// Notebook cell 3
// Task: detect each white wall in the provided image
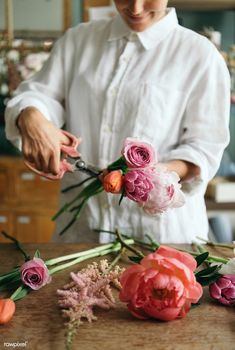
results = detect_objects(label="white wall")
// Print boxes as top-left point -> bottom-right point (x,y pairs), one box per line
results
0,0 -> 63,31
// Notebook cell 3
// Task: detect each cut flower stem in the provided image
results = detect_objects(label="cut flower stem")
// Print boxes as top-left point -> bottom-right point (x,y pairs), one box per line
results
48,240 -> 134,275
46,240 -> 133,266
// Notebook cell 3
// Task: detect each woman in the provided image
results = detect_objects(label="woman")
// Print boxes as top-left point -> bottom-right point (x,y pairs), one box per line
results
5,0 -> 230,243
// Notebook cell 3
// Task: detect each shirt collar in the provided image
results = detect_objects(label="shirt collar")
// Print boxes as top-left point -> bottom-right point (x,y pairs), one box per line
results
108,8 -> 179,50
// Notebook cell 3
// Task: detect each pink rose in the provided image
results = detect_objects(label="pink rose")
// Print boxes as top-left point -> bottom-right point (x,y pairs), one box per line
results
209,275 -> 235,306
20,258 -> 52,290
122,137 -> 156,168
119,246 -> 202,321
142,169 -> 185,215
124,170 -> 154,202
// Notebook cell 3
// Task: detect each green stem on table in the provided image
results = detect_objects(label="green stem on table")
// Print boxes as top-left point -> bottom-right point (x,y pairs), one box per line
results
115,229 -> 145,258
196,236 -> 235,249
46,240 -> 133,266
48,241 -> 133,275
95,229 -> 229,264
107,248 -> 126,274
94,229 -> 155,251
177,248 -> 228,264
0,231 -> 30,261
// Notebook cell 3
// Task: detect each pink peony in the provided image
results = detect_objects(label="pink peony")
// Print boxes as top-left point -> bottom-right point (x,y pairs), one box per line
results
20,258 -> 52,290
141,169 -> 185,215
119,246 -> 202,321
209,274 -> 235,306
124,170 -> 154,202
122,137 -> 156,168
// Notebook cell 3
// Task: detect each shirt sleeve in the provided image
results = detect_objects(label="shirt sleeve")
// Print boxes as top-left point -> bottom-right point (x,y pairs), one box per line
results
4,33 -> 68,150
166,46 -> 231,193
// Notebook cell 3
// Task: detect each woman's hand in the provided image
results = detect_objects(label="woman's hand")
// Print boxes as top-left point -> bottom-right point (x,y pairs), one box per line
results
159,160 -> 200,182
16,107 -> 70,175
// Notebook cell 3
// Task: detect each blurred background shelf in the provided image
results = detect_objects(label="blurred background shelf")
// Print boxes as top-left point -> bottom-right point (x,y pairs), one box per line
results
169,0 -> 235,10
206,199 -> 235,211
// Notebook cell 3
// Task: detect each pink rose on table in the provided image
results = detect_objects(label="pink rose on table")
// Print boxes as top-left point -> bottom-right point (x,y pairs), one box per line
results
124,170 -> 154,202
142,169 -> 185,215
20,258 -> 52,290
209,275 -> 235,306
119,246 -> 202,321
122,138 -> 156,168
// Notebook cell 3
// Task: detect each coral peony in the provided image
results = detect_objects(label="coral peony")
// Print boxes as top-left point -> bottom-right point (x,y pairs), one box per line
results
122,137 -> 156,168
103,170 -> 123,193
20,257 -> 52,290
119,246 -> 202,321
209,274 -> 235,306
124,170 -> 154,202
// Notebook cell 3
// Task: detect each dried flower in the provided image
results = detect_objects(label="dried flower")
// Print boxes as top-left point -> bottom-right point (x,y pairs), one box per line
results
57,260 -> 124,348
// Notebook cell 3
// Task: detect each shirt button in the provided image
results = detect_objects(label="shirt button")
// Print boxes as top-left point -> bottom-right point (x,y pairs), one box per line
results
103,124 -> 112,133
109,87 -> 118,96
128,32 -> 137,41
120,56 -> 130,64
103,203 -> 110,210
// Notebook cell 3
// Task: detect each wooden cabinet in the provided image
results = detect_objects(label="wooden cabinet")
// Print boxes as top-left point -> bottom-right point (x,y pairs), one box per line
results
0,157 -> 60,243
169,0 -> 235,10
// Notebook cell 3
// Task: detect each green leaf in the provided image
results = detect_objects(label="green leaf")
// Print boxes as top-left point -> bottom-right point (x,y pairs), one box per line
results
118,190 -> 125,206
0,267 -> 19,278
34,250 -> 41,258
196,273 -> 221,286
191,302 -> 201,309
10,285 -> 30,301
145,234 -> 160,250
128,256 -> 142,263
107,156 -> 127,171
0,279 -> 21,292
195,265 -> 220,278
0,270 -> 20,284
75,179 -> 102,200
52,179 -> 102,221
195,252 -> 209,267
52,202 -> 71,220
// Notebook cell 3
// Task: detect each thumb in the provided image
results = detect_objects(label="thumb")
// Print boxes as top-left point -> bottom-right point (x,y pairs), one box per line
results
60,131 -> 71,146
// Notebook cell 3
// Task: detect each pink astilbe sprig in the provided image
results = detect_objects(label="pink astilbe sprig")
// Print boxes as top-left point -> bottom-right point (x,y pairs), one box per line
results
57,260 -> 124,349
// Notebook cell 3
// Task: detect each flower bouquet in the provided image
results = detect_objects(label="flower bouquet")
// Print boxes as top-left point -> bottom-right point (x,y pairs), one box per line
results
53,137 -> 185,235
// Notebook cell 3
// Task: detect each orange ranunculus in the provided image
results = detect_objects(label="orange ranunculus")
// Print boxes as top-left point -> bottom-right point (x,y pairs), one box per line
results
119,245 -> 203,321
103,170 -> 124,194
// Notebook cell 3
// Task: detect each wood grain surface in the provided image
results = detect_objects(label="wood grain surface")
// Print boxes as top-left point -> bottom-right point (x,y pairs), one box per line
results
0,243 -> 234,350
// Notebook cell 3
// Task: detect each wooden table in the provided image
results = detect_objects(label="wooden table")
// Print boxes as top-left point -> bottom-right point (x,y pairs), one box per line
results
0,243 -> 234,350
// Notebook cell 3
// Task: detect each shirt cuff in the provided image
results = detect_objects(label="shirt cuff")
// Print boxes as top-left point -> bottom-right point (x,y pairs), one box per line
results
165,147 -> 209,195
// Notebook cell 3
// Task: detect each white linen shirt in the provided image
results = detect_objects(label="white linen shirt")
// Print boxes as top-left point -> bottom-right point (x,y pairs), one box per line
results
5,8 -> 231,244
